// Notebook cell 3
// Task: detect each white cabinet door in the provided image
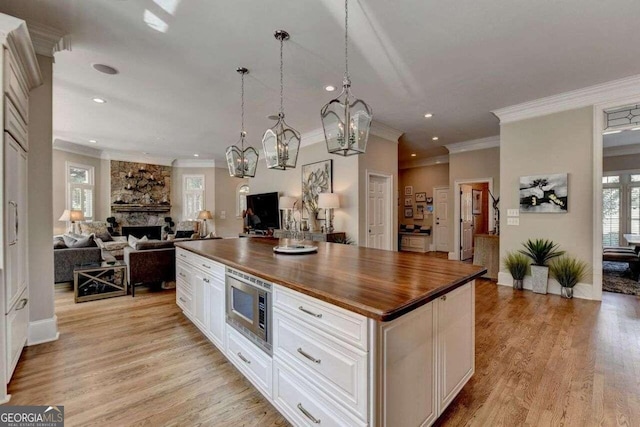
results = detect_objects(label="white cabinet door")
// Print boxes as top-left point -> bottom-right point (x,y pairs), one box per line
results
192,271 -> 206,330
206,275 -> 225,351
437,281 -> 475,413
6,288 -> 28,380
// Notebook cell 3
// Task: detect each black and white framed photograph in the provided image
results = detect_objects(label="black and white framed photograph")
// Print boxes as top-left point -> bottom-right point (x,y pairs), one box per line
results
472,189 -> 482,215
302,159 -> 333,219
404,207 -> 413,218
415,192 -> 426,202
415,203 -> 425,220
519,173 -> 568,213
404,186 -> 413,196
404,197 -> 412,207
426,197 -> 433,204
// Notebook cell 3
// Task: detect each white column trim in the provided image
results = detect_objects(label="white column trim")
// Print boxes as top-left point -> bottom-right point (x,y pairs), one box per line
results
28,316 -> 60,346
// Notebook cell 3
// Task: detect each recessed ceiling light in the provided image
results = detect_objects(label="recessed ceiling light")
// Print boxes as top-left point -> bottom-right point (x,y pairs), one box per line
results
424,113 -> 433,118
325,85 -> 336,92
89,139 -> 97,143
603,130 -> 622,135
193,154 -> 199,157
92,63 -> 119,75
411,153 -> 417,157
92,97 -> 106,104
432,136 -> 439,141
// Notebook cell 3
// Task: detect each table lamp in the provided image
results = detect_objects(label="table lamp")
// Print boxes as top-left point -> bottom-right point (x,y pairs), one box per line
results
197,210 -> 213,237
279,196 -> 296,231
317,193 -> 339,233
59,209 -> 85,233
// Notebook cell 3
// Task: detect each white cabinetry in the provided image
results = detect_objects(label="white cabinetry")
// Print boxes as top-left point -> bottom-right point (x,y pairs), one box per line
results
205,269 -> 225,349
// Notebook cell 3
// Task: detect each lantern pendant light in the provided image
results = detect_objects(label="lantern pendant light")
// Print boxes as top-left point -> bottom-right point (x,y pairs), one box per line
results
321,0 -> 373,156
262,30 -> 301,170
225,67 -> 259,178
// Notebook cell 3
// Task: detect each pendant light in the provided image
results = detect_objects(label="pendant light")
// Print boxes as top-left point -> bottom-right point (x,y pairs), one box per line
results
262,30 -> 301,170
321,0 -> 373,156
225,67 -> 259,178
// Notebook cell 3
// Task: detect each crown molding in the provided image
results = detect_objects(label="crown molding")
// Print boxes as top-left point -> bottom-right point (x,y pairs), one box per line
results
493,74 -> 640,124
172,158 -> 217,168
0,16 -> 42,89
27,21 -> 69,58
300,127 -> 326,148
53,139 -> 104,158
399,154 -> 449,170
445,135 -> 500,154
604,145 -> 640,158
100,150 -> 175,166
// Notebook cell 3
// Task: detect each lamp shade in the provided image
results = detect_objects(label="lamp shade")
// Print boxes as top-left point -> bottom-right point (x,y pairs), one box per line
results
59,209 -> 84,222
279,196 -> 296,209
197,210 -> 213,220
318,193 -> 340,209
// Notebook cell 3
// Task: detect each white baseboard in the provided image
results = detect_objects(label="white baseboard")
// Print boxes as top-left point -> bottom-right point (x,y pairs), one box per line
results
497,272 -> 594,300
0,394 -> 10,404
28,316 -> 60,346
448,252 -> 457,260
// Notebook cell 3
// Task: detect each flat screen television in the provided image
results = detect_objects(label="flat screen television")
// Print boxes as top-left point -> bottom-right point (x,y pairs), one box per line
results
246,192 -> 280,230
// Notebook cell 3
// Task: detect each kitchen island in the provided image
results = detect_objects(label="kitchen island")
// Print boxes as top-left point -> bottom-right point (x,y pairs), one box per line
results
175,238 -> 485,426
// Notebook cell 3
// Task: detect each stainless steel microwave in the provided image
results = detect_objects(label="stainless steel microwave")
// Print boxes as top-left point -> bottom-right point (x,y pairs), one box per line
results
225,267 -> 272,355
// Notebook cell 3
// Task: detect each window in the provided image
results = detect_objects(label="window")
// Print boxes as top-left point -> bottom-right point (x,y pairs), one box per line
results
602,188 -> 620,246
603,175 -> 620,184
67,162 -> 94,221
183,175 -> 205,219
237,184 -> 249,217
602,172 -> 640,246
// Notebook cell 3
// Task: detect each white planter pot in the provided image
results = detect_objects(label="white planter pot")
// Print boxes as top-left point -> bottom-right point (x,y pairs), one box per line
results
531,265 -> 549,294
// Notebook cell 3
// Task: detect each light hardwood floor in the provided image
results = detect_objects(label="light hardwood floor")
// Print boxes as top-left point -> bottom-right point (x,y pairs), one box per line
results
6,278 -> 640,426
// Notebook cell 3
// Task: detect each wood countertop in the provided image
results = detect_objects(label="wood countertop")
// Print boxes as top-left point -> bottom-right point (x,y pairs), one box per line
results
176,238 -> 486,322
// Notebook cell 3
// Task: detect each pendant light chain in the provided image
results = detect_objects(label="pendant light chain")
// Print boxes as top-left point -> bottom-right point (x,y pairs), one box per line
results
344,0 -> 349,82
240,70 -> 245,149
280,36 -> 284,116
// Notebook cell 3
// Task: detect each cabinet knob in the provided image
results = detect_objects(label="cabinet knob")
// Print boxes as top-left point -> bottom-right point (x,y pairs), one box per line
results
441,295 -> 447,301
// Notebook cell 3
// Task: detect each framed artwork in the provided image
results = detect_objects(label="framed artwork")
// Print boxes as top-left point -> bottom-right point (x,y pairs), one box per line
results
472,190 -> 482,214
404,197 -> 413,207
302,160 -> 333,219
415,203 -> 425,220
426,205 -> 434,213
404,208 -> 413,218
404,186 -> 413,196
519,173 -> 568,213
415,192 -> 427,202
426,197 -> 433,204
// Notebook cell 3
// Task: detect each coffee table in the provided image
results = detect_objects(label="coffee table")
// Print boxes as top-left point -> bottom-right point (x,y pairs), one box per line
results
74,261 -> 128,303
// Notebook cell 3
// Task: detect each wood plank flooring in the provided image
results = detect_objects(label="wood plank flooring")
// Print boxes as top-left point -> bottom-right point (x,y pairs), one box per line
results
6,277 -> 640,426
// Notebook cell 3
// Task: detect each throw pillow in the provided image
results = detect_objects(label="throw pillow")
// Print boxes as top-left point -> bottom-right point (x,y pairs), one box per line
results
127,234 -> 148,248
79,222 -> 113,242
53,236 -> 67,249
62,233 -> 94,248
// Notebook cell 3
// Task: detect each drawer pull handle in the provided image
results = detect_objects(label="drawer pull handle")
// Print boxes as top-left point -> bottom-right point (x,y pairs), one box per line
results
298,306 -> 322,318
179,253 -> 187,258
178,272 -> 186,278
297,403 -> 321,424
297,347 -> 321,364
16,298 -> 28,311
203,278 -> 210,283
237,352 -> 251,364
179,297 -> 187,303
442,295 -> 447,301
202,263 -> 211,269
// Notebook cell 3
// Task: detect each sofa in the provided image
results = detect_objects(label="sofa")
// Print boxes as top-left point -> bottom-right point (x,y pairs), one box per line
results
124,240 -> 176,296
54,245 -> 102,283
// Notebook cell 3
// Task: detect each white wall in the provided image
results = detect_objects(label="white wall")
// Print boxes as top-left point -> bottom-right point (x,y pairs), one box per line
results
214,167 -> 247,238
28,54 -> 56,337
500,107 -> 594,287
603,153 -> 640,172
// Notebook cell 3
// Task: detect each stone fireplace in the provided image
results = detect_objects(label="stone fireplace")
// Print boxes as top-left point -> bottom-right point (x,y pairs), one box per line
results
110,160 -> 172,235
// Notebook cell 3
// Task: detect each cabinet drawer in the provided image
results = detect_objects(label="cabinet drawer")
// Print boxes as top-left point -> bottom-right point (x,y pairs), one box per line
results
193,253 -> 224,279
273,360 -> 367,427
3,47 -> 28,122
176,261 -> 191,285
176,287 -> 192,315
226,327 -> 272,398
4,98 -> 27,150
274,310 -> 368,419
6,290 -> 28,380
273,285 -> 368,350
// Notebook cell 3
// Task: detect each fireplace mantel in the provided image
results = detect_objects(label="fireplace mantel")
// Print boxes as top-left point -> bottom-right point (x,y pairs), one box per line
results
111,204 -> 172,213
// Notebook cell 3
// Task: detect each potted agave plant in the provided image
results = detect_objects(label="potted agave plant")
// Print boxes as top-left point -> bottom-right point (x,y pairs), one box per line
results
503,251 -> 529,290
519,239 -> 564,294
550,256 -> 589,299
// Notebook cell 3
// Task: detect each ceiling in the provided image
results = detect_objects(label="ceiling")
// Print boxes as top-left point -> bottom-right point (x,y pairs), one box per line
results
2,0 -> 640,163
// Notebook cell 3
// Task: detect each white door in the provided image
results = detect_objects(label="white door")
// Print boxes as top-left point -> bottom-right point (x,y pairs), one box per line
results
368,174 -> 390,250
460,185 -> 474,261
434,188 -> 450,252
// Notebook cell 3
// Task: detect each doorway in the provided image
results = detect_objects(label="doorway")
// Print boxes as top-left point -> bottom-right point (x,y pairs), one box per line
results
433,187 -> 450,252
366,171 -> 393,250
452,178 -> 494,261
